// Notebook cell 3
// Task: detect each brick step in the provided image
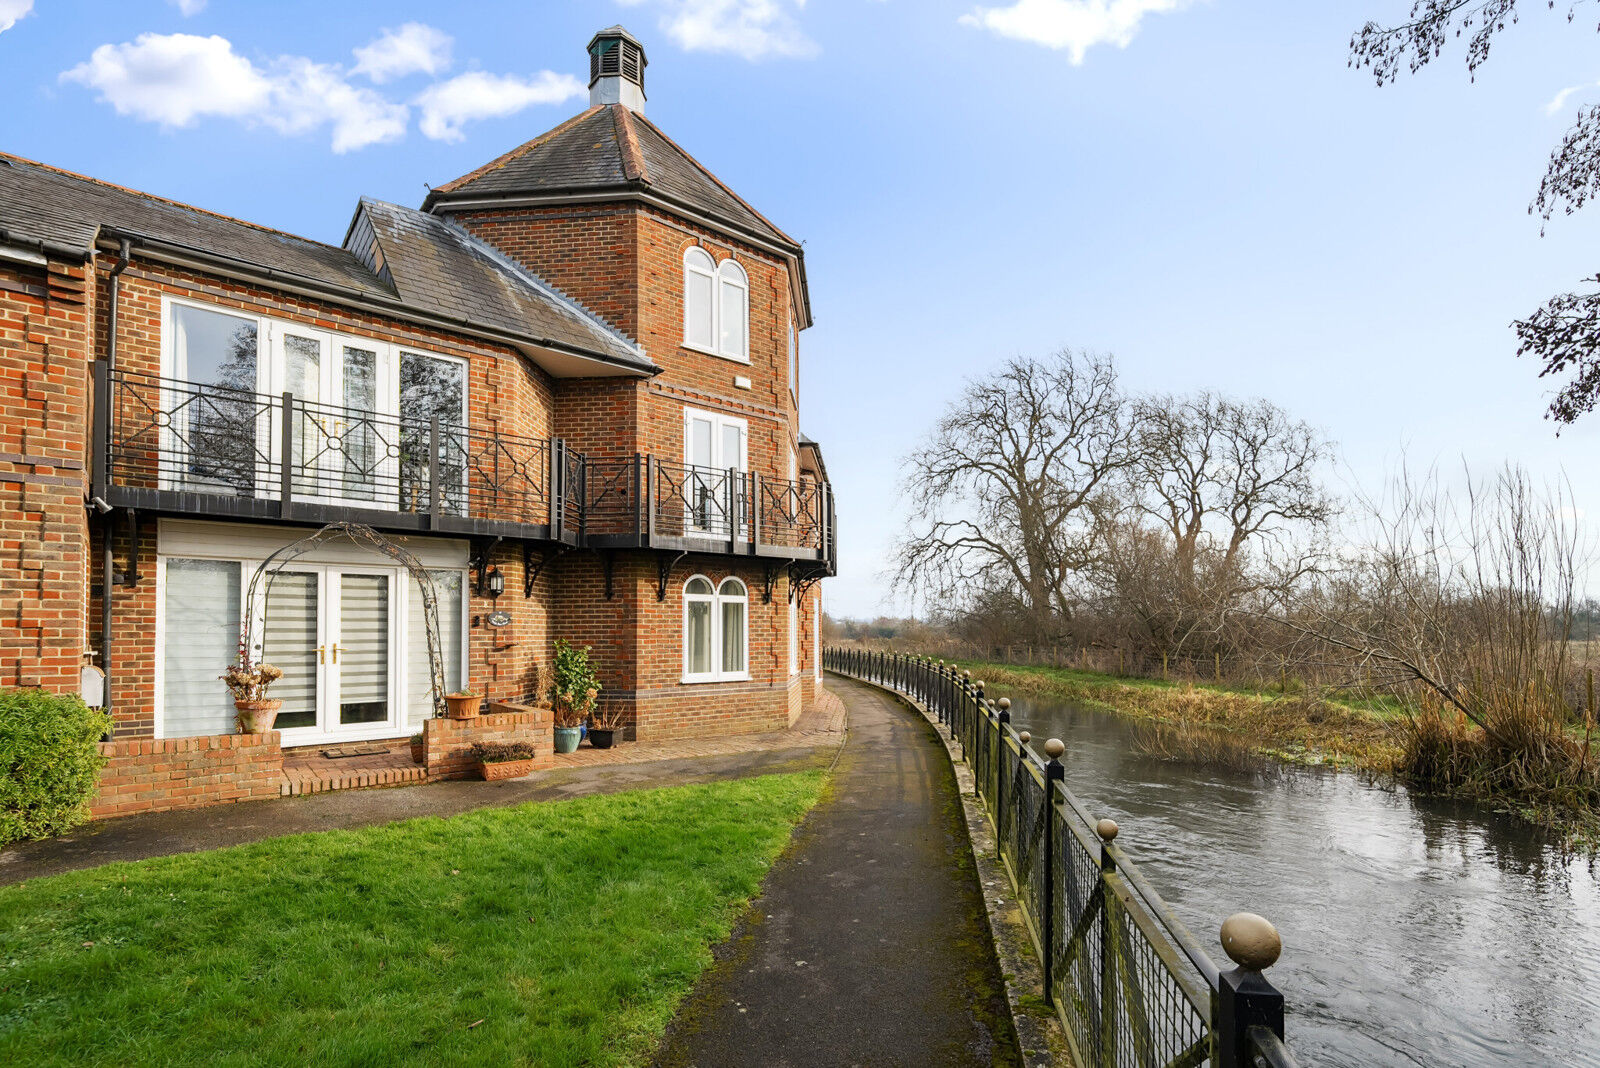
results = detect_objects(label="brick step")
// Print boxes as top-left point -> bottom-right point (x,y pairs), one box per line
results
279,758 -> 428,796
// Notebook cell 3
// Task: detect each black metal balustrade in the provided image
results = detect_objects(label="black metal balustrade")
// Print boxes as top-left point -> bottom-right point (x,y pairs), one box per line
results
94,366 -> 836,567
825,647 -> 1301,1068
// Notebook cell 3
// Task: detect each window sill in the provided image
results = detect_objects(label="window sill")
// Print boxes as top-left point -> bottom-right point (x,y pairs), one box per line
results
682,342 -> 751,366
680,673 -> 752,685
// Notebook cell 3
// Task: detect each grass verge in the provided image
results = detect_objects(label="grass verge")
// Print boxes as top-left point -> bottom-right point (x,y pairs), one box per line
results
0,771 -> 827,1068
951,660 -> 1402,771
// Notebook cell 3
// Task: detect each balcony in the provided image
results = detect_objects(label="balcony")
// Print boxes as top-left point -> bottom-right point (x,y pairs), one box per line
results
92,367 -> 836,568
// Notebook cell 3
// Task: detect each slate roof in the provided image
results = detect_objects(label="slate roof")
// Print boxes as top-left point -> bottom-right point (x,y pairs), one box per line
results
0,152 -> 649,374
425,104 -> 799,252
354,198 -> 649,369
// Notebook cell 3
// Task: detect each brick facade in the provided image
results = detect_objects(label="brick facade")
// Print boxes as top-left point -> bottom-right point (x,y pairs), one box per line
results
423,704 -> 554,780
2,85 -> 828,821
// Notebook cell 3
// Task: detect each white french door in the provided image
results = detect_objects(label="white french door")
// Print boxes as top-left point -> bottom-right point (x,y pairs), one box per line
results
273,326 -> 397,507
260,564 -> 400,746
684,407 -> 748,536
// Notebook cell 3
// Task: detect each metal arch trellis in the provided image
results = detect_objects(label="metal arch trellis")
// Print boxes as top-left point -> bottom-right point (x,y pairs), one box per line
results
238,522 -> 448,718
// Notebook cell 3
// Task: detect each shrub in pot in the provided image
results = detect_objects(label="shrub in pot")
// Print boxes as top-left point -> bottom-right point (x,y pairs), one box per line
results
588,697 -> 628,750
0,688 -> 111,846
470,741 -> 542,781
221,660 -> 284,733
409,732 -> 424,764
550,639 -> 601,754
444,690 -> 481,719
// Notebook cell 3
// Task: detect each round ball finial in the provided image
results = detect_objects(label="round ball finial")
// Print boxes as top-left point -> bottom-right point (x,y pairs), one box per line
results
997,697 -> 1011,711
1018,731 -> 1031,744
1043,738 -> 1066,759
962,670 -> 971,680
1096,818 -> 1119,842
1219,913 -> 1281,972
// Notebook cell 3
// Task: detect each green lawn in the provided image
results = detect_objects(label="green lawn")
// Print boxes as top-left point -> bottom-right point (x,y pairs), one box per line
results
0,771 -> 826,1067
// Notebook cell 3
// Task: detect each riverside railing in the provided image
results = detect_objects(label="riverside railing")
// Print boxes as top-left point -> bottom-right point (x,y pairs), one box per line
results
825,647 -> 1300,1068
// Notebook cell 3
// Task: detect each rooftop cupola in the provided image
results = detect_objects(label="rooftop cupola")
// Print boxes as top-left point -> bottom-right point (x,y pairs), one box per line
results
588,26 -> 646,114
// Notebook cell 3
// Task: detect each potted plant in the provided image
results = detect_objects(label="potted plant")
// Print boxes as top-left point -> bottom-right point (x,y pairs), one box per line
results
221,659 -> 284,734
588,700 -> 627,749
409,732 -> 425,764
444,690 -> 481,719
470,741 -> 543,781
549,638 -> 600,754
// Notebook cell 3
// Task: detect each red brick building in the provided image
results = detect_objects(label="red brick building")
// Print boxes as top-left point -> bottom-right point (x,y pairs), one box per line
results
0,26 -> 833,809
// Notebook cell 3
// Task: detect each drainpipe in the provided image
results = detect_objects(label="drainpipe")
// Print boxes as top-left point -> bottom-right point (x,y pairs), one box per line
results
100,238 -> 132,716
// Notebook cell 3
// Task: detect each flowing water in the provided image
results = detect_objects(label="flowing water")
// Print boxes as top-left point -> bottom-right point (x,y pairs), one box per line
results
1002,693 -> 1600,1068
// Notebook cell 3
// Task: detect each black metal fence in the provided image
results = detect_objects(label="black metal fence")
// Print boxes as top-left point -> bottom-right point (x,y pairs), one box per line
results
825,648 -> 1300,1068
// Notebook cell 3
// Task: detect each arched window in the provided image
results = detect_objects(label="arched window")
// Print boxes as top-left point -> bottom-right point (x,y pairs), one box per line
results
717,259 -> 748,361
683,247 -> 715,352
683,574 -> 749,682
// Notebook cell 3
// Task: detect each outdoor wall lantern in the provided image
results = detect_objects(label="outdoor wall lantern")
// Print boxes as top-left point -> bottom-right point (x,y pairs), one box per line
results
484,566 -> 505,599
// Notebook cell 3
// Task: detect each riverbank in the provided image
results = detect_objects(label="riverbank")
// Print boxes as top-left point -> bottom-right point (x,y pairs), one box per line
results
952,659 -> 1401,770
956,659 -> 1600,847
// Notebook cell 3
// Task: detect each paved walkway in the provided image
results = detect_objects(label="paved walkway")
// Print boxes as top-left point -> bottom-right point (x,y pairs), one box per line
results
653,675 -> 1022,1068
0,695 -> 846,886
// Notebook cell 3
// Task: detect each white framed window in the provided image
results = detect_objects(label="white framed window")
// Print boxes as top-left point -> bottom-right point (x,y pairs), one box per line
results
684,406 -> 749,536
159,296 -> 465,511
681,246 -> 749,363
683,574 -> 749,683
718,260 -> 748,361
683,247 -> 716,352
789,594 -> 799,675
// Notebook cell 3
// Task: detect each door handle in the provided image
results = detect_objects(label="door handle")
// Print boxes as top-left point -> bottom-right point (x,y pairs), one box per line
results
331,643 -> 340,664
318,645 -> 326,664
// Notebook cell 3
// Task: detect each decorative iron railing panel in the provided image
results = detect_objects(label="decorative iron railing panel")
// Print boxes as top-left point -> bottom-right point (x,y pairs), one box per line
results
824,648 -> 1300,1068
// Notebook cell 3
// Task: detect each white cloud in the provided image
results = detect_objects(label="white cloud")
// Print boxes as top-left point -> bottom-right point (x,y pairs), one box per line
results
61,33 -> 407,153
0,0 -> 35,34
352,22 -> 453,83
617,0 -> 818,60
1544,82 -> 1598,116
170,0 -> 208,15
960,0 -> 1193,64
415,70 -> 584,142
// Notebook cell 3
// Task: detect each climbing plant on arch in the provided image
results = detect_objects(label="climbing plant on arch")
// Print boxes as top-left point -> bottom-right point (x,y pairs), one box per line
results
235,522 -> 448,718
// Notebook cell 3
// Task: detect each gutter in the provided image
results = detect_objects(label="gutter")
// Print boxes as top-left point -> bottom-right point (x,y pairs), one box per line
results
101,237 -> 132,717
94,228 -> 660,379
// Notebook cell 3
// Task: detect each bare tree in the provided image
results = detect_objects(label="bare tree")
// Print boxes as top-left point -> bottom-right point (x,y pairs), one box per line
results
1284,462 -> 1584,731
1100,394 -> 1335,658
891,351 -> 1135,643
1351,2 -> 1600,422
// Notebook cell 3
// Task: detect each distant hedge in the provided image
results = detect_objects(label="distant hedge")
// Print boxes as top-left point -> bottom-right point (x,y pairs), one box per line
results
0,689 -> 112,846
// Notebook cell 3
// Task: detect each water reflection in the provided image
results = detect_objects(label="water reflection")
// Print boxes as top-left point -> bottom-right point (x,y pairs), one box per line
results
1003,694 -> 1600,1068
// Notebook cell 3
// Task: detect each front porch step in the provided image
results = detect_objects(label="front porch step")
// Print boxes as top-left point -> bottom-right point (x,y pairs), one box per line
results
280,742 -> 427,796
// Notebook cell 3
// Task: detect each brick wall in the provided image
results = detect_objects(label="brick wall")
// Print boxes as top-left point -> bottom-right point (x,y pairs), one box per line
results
90,732 -> 284,818
423,705 -> 553,780
0,258 -> 93,694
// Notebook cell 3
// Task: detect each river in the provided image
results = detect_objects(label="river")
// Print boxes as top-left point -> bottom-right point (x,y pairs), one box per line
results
1002,693 -> 1600,1067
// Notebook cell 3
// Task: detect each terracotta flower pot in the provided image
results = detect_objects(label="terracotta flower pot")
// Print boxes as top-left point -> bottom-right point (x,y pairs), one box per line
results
410,738 -> 425,764
445,693 -> 481,719
234,699 -> 282,734
478,757 -> 540,781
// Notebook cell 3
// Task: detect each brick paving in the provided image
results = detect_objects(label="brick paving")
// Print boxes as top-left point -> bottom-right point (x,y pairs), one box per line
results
279,742 -> 427,796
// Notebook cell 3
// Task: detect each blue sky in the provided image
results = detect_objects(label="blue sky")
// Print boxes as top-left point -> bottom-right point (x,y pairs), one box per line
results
5,1 -> 1600,618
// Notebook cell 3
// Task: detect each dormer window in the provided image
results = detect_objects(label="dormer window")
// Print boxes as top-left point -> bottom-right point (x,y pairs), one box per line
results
682,246 -> 749,363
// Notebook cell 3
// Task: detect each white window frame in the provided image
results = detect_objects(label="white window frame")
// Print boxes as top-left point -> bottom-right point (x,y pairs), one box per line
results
681,246 -> 751,364
789,593 -> 799,676
153,537 -> 470,743
682,246 -> 717,355
158,295 -> 464,509
681,573 -> 751,684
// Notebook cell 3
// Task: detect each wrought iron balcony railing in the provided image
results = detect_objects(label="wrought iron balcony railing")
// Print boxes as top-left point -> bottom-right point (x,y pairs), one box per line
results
94,366 -> 836,567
